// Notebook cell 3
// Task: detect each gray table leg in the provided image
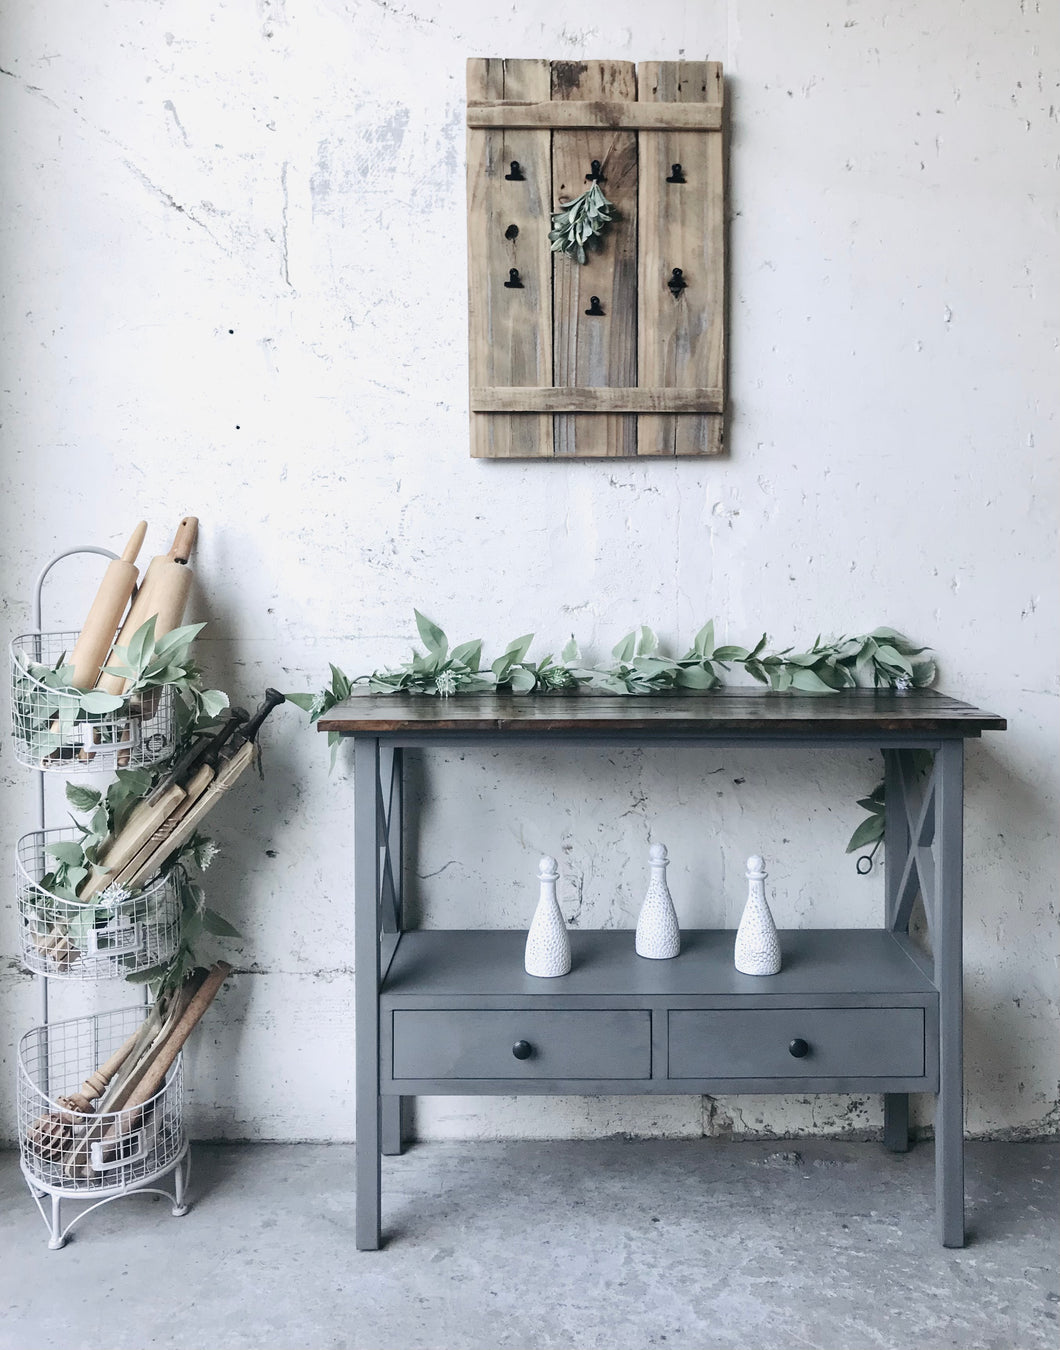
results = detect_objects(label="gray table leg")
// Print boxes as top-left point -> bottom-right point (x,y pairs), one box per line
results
355,736 -> 382,1250
935,738 -> 965,1247
883,750 -> 912,1153
381,1095 -> 405,1156
379,746 -> 407,1159
884,1093 -> 910,1152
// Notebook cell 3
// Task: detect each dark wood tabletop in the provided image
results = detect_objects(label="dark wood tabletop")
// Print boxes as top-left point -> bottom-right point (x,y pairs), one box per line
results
317,687 -> 1006,736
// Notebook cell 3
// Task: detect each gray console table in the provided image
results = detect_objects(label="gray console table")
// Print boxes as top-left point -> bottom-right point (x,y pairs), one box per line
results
318,689 -> 1005,1250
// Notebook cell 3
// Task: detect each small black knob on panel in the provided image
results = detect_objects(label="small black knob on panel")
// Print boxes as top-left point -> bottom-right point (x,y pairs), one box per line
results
666,162 -> 686,183
668,267 -> 688,297
505,161 -> 525,181
585,295 -> 605,316
504,268 -> 524,289
585,158 -> 604,182
789,1038 -> 810,1059
512,1040 -> 533,1060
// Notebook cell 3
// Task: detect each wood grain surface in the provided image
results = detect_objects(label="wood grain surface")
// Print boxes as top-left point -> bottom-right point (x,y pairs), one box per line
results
471,386 -> 723,413
637,61 -> 725,456
467,102 -> 723,130
551,60 -> 638,457
467,58 -> 553,458
317,688 -> 1006,736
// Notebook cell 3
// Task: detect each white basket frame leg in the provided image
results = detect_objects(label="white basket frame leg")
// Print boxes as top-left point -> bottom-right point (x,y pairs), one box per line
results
23,1143 -> 192,1250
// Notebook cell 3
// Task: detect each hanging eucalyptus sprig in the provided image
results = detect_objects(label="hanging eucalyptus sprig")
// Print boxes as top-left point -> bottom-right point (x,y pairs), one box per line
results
549,180 -> 616,263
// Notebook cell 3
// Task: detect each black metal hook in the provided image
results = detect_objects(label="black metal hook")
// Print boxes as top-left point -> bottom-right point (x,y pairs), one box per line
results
504,223 -> 519,240
503,268 -> 524,289
667,267 -> 687,297
585,295 -> 605,316
856,838 -> 882,875
504,161 -> 525,181
666,163 -> 686,183
585,159 -> 604,183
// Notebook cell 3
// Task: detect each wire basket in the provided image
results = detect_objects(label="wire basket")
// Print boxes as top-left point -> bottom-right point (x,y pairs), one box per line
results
18,1006 -> 185,1196
17,828 -> 181,980
10,631 -> 177,772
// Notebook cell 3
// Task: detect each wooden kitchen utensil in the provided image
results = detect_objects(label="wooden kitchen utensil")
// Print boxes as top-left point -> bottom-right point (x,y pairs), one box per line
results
116,691 -> 284,892
95,516 -> 198,696
67,522 -> 147,689
77,783 -> 187,903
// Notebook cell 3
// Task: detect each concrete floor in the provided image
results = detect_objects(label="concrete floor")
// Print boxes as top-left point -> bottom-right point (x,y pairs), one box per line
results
0,1139 -> 1055,1350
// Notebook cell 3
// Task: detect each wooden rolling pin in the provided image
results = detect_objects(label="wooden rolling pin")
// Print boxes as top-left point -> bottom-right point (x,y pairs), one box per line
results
96,516 -> 198,696
67,522 -> 147,689
114,964 -> 231,1114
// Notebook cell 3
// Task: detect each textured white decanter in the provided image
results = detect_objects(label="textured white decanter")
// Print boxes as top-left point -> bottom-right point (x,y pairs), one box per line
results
524,855 -> 571,977
635,842 -> 681,959
734,853 -> 781,975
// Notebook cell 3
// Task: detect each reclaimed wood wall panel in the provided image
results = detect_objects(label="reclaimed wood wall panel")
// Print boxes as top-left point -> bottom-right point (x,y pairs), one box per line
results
551,60 -> 638,458
637,61 -> 725,457
466,58 -> 553,459
466,58 -> 726,459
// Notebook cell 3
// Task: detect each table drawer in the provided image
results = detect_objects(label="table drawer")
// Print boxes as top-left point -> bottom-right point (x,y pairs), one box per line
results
392,1010 -> 651,1080
668,1007 -> 925,1079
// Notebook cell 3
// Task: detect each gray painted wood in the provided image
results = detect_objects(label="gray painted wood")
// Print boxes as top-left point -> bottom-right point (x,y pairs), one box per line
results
332,701 -> 1000,1246
668,1007 -> 924,1079
884,1093 -> 911,1152
884,750 -> 910,932
392,1010 -> 652,1080
935,738 -> 965,1247
354,737 -> 382,1250
381,930 -> 938,1000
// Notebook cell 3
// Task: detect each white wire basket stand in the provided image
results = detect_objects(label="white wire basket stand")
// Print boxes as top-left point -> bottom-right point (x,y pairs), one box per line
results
18,1006 -> 189,1249
10,629 -> 177,773
17,827 -> 181,981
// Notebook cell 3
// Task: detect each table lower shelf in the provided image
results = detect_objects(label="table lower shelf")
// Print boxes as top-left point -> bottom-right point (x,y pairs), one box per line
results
380,929 -> 939,1095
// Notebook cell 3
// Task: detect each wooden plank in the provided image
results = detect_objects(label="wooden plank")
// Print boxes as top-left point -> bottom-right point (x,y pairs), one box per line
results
467,101 -> 723,131
551,60 -> 638,457
472,386 -> 723,413
318,689 -> 1008,736
466,59 -> 553,458
637,61 -> 725,456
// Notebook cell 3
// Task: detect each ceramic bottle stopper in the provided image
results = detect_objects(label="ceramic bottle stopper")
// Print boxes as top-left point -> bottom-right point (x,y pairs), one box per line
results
635,843 -> 681,959
734,854 -> 781,976
524,855 -> 571,978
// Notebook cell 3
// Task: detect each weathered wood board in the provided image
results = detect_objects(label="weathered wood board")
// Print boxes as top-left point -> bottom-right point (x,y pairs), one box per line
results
466,58 -> 726,459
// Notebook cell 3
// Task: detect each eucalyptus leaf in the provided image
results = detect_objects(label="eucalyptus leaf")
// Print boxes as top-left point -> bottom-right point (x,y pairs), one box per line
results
846,813 -> 885,853
65,783 -> 102,812
201,907 -> 242,938
46,841 -> 87,867
79,690 -> 125,715
414,610 -> 448,658
612,632 -> 637,664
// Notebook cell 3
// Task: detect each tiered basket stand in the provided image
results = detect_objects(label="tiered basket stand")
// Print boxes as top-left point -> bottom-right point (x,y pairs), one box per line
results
12,548 -> 190,1248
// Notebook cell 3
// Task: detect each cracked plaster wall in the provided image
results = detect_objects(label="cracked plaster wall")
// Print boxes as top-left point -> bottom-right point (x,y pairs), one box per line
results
0,0 -> 1056,1145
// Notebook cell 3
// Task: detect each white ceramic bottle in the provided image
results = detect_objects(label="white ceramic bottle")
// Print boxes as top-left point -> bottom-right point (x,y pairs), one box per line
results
635,842 -> 681,959
734,854 -> 781,976
524,855 -> 571,977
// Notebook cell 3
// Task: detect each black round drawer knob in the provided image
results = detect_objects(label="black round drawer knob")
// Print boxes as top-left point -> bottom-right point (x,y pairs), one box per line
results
789,1038 -> 810,1059
512,1040 -> 533,1060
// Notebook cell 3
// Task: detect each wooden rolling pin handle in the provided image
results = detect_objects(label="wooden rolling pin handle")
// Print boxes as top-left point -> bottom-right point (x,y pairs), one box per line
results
121,521 -> 149,564
168,516 -> 198,563
115,962 -> 232,1117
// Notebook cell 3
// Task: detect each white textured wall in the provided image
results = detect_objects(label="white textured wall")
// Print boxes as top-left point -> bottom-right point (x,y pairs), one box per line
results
0,1 -> 1056,1144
